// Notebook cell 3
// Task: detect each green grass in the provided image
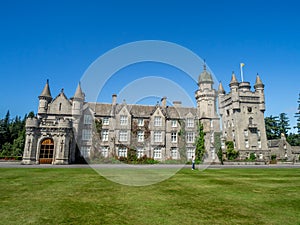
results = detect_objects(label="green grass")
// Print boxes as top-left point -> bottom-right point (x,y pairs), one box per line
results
1,168 -> 300,225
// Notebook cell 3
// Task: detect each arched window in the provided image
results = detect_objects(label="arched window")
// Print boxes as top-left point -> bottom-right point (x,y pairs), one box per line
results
39,138 -> 54,164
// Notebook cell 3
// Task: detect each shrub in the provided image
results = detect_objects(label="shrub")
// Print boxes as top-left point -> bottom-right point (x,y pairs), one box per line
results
249,153 -> 256,161
271,155 -> 277,160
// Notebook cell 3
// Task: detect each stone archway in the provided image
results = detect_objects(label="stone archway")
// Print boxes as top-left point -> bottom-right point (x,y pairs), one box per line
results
39,138 -> 54,164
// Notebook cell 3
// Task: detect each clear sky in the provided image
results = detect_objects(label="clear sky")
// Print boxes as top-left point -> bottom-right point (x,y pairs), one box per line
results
0,0 -> 299,130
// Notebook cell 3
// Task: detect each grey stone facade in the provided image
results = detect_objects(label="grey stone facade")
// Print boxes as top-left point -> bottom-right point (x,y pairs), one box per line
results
23,65 -> 290,164
218,73 -> 269,160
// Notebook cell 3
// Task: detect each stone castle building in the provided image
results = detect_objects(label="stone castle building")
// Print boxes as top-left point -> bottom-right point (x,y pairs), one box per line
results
22,65 -> 272,164
218,73 -> 269,159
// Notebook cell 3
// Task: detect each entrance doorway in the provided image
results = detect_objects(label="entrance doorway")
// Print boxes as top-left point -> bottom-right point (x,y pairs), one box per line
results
39,138 -> 54,164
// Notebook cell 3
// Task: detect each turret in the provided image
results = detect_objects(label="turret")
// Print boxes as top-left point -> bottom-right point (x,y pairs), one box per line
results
198,63 -> 214,90
218,82 -> 225,95
72,83 -> 85,116
218,82 -> 225,117
38,79 -> 52,114
254,74 -> 265,111
229,72 -> 240,110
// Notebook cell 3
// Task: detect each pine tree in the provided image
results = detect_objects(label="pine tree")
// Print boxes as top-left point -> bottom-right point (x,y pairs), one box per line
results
295,93 -> 300,134
265,115 -> 280,139
278,113 -> 291,137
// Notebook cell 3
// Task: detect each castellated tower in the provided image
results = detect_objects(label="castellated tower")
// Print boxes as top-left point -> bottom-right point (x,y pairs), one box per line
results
218,73 -> 269,160
195,64 -> 220,163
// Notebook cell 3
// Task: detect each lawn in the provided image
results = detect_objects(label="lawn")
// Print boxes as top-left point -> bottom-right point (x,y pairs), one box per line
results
0,167 -> 300,225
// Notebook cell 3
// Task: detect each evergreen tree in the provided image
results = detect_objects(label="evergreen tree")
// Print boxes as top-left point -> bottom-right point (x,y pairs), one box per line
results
195,122 -> 205,161
278,112 -> 291,137
295,93 -> 300,134
265,115 -> 280,140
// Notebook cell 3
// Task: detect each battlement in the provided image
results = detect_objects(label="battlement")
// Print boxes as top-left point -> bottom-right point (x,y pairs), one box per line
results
58,118 -> 72,128
25,117 -> 39,128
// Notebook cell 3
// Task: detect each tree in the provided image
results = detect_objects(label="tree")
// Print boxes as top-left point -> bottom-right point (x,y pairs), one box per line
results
278,113 -> 291,137
265,115 -> 280,140
195,122 -> 205,162
295,93 -> 300,134
225,141 -> 239,160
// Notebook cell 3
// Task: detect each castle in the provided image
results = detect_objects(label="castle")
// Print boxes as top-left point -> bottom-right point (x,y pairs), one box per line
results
22,65 -> 271,164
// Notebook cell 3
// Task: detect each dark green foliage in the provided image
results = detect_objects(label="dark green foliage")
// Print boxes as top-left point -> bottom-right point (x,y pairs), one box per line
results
0,110 -> 30,158
278,113 -> 291,137
295,93 -> 300,134
265,115 -> 280,139
287,133 -> 300,146
94,118 -> 102,138
271,154 -> 277,160
217,147 -> 223,164
249,152 -> 256,161
195,122 -> 205,161
225,141 -> 239,160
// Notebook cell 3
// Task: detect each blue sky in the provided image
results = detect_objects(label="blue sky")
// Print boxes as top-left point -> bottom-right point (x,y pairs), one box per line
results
0,0 -> 299,130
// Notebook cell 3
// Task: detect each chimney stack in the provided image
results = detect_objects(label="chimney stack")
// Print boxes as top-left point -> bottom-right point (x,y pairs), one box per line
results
161,97 -> 167,107
112,94 -> 117,105
173,101 -> 182,108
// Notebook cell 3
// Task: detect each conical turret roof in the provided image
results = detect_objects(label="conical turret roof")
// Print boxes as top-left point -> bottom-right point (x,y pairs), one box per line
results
229,72 -> 239,87
39,79 -> 52,99
254,73 -> 264,89
218,82 -> 225,94
73,82 -> 85,100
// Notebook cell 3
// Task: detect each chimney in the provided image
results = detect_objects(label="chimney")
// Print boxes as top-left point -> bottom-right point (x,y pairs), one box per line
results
161,97 -> 167,107
112,94 -> 117,105
173,101 -> 182,108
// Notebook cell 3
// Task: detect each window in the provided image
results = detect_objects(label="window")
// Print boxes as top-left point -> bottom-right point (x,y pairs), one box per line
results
171,147 -> 178,159
119,130 -> 128,142
138,118 -> 144,126
102,129 -> 109,141
187,148 -> 195,159
118,147 -> 127,157
257,130 -> 261,137
103,117 -> 109,125
247,107 -> 252,113
81,146 -> 90,158
245,140 -> 249,148
84,114 -> 92,125
82,129 -> 92,140
258,140 -> 262,149
137,147 -> 144,158
186,132 -> 194,143
171,120 -> 177,127
187,118 -> 194,128
249,117 -> 253,125
154,116 -> 162,126
120,115 -> 128,125
101,146 -> 109,157
154,131 -> 162,142
137,131 -> 144,142
154,147 -> 161,159
171,132 -> 177,143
